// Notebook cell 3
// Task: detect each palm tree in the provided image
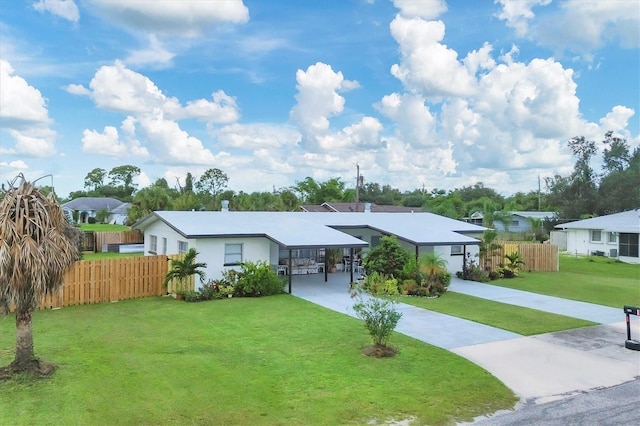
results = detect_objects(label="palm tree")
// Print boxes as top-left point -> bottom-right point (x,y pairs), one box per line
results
417,253 -> 448,282
164,248 -> 207,294
0,177 -> 79,377
479,230 -> 502,271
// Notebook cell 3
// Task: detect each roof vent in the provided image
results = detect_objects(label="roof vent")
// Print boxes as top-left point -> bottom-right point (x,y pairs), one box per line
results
221,200 -> 229,212
364,203 -> 371,213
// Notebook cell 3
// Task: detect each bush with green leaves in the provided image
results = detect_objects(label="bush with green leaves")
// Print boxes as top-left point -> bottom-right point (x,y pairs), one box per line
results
350,290 -> 403,349
362,235 -> 410,278
360,271 -> 400,296
456,253 -> 490,282
221,261 -> 284,297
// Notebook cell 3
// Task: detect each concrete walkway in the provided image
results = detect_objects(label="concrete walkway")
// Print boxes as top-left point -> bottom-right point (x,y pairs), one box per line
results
289,273 -> 640,404
449,277 -> 624,324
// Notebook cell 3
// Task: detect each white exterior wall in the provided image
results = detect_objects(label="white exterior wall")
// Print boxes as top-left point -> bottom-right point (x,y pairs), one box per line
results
194,237 -> 273,284
565,229 -> 619,257
144,220 -> 193,256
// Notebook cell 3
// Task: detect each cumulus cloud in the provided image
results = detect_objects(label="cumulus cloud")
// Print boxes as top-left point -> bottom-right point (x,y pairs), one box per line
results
392,0 -> 447,20
0,60 -> 56,157
494,0 -> 551,37
389,16 -> 477,97
81,118 -> 149,158
88,0 -> 249,37
183,90 -> 239,124
289,62 -> 360,150
376,92 -> 437,146
33,0 -> 80,22
213,123 -> 301,150
598,106 -> 635,132
496,0 -> 639,55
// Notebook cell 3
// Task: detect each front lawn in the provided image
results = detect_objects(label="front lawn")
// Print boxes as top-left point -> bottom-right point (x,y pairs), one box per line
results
400,292 -> 596,335
0,296 -> 517,425
490,255 -> 640,308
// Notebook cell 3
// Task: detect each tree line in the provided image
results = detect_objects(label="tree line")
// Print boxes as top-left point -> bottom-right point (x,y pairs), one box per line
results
58,131 -> 638,225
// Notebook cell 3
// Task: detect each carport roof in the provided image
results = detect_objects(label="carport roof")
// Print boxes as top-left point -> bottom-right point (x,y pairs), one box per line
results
134,211 -> 484,249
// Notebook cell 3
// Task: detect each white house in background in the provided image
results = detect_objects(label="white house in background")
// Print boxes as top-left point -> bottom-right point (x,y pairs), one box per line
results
133,211 -> 486,291
494,211 -> 556,233
555,209 -> 640,264
62,197 -> 130,224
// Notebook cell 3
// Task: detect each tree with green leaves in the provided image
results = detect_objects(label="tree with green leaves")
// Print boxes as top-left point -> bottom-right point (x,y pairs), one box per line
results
196,168 -> 229,210
0,177 -> 80,378
362,235 -> 410,278
108,165 -> 141,199
84,168 -> 107,191
479,230 -> 502,271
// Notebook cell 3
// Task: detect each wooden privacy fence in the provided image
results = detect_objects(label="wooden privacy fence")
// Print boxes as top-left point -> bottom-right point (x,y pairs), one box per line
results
487,242 -> 559,272
81,230 -> 144,252
38,255 -> 169,310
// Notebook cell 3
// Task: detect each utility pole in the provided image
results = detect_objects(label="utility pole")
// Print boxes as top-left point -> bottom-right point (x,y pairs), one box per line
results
538,175 -> 541,211
355,164 -> 360,212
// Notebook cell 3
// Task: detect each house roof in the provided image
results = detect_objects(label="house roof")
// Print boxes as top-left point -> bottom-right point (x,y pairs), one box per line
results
510,211 -> 557,220
555,209 -> 640,234
109,202 -> 131,215
300,202 -> 418,213
62,197 -> 125,212
134,211 -> 485,249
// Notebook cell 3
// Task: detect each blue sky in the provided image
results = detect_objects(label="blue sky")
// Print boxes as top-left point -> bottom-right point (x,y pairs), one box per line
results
1,0 -> 638,198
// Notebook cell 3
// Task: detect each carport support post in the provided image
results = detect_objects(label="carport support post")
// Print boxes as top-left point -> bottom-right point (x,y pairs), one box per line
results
462,244 -> 467,280
288,250 -> 292,294
349,247 -> 354,283
324,248 -> 328,282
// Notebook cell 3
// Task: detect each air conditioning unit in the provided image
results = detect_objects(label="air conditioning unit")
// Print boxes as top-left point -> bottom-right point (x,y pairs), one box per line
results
610,249 -> 618,258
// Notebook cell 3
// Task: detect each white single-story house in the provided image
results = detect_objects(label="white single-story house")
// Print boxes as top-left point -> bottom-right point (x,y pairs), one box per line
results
62,197 -> 130,224
133,210 -> 486,291
554,209 -> 640,264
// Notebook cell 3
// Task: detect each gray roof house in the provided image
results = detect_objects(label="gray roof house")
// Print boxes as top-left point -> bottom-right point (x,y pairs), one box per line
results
301,202 -> 418,213
62,197 -> 130,224
466,211 -> 556,233
133,211 -> 486,292
554,209 -> 639,263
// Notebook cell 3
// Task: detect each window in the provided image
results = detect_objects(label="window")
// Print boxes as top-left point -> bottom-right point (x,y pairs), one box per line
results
178,241 -> 188,254
511,220 -> 519,226
619,233 -> 639,258
608,232 -> 617,243
225,243 -> 243,265
162,237 -> 167,255
451,245 -> 464,255
149,235 -> 157,254
590,230 -> 602,242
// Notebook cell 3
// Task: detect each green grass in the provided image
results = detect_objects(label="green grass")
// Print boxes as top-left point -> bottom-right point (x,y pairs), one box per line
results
80,223 -> 130,231
399,292 -> 596,335
81,252 -> 143,260
0,296 -> 517,425
490,255 -> 640,308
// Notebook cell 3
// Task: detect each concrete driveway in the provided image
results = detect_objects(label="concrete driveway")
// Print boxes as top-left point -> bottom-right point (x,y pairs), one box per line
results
290,273 -> 640,405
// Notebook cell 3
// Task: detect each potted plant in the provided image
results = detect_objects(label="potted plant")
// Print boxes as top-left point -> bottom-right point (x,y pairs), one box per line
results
326,248 -> 342,273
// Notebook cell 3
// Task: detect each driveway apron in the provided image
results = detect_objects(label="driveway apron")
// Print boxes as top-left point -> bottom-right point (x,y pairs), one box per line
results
290,273 -> 640,404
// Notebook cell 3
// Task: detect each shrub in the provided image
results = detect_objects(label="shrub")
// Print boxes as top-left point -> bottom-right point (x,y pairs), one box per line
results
362,236 -> 410,278
183,290 -> 200,302
457,253 -> 490,282
360,271 -> 399,296
221,261 -> 284,297
351,292 -> 403,348
87,217 -> 96,224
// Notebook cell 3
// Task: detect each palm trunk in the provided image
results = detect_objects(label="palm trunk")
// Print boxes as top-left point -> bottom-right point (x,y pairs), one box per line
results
13,305 -> 36,369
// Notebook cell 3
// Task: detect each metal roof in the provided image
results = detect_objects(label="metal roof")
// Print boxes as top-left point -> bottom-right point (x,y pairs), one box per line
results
555,209 -> 640,233
62,197 -> 125,212
134,211 -> 484,248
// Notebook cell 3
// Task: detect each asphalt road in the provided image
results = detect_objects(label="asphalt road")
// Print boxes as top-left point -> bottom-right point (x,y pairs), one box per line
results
471,379 -> 640,425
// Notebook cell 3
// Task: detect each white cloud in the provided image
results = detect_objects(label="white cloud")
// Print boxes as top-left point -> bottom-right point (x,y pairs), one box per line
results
81,120 -> 149,159
598,105 -> 635,133
0,60 -> 56,157
392,0 -> 447,19
88,0 -> 249,37
316,116 -> 385,151
136,110 -> 217,165
289,62 -> 360,150
376,92 -> 437,147
33,0 -> 79,23
65,83 -> 91,96
183,90 -> 239,124
389,16 -> 477,97
125,34 -> 175,68
213,123 -> 301,150
494,0 -> 551,37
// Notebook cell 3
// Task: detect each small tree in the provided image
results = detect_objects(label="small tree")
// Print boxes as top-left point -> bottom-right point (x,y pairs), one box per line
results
479,230 -> 502,271
503,252 -> 525,278
350,283 -> 403,357
164,249 -> 207,294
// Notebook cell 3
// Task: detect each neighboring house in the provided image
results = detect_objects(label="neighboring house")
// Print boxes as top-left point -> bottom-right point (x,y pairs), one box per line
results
554,209 -> 640,264
300,202 -> 418,213
466,211 -> 556,232
62,197 -> 128,224
494,211 -> 556,233
133,210 -> 486,290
